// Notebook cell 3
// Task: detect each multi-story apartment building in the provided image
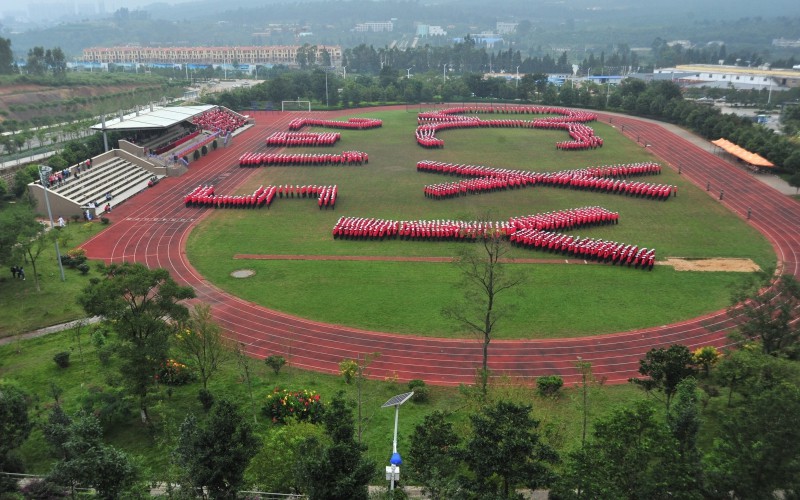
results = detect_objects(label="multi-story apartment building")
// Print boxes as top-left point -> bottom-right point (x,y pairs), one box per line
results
81,45 -> 343,67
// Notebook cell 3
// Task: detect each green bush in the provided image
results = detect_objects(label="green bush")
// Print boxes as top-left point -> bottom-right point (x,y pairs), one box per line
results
536,375 -> 564,398
201,145 -> 208,155
100,216 -> 109,225
53,351 -> 71,368
192,150 -> 200,161
408,379 -> 430,403
77,263 -> 90,275
212,140 -> 218,150
198,388 -> 215,411
265,355 -> 287,374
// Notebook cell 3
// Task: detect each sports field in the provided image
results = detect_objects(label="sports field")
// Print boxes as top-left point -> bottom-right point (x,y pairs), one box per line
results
185,109 -> 775,339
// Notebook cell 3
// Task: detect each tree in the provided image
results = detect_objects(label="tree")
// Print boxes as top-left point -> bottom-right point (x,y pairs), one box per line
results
629,344 -> 697,412
464,401 -> 557,498
0,37 -> 14,74
731,273 -> 800,357
0,204 -> 37,266
246,421 -> 325,493
78,263 -> 195,423
234,341 -> 258,425
704,381 -> 800,498
26,46 -> 46,75
47,410 -> 140,499
175,399 -> 260,498
788,171 -> 800,194
0,384 -> 32,495
295,393 -> 376,500
555,398 -> 704,500
407,410 -> 462,499
176,303 -> 231,390
443,230 -> 524,396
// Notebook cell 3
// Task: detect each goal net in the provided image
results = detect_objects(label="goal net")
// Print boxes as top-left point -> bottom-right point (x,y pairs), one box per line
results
281,100 -> 311,112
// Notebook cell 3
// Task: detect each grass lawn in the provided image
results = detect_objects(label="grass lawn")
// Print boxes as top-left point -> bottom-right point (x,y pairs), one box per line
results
0,327 -> 647,478
0,221 -> 107,338
187,109 -> 775,338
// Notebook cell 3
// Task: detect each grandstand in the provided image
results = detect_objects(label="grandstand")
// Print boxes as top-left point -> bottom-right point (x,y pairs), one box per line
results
91,104 -> 251,168
28,105 -> 251,218
28,149 -> 165,219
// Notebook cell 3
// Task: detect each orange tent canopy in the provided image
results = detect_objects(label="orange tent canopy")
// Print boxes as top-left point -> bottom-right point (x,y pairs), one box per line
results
712,138 -> 774,168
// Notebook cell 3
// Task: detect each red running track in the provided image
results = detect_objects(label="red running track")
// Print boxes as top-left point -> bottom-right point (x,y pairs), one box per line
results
81,108 -> 800,386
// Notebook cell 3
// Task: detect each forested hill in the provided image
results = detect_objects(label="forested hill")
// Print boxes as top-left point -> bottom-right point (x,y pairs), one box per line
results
5,0 -> 799,58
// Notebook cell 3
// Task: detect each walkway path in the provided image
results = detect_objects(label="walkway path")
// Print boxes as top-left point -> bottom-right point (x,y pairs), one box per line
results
78,107 -> 800,386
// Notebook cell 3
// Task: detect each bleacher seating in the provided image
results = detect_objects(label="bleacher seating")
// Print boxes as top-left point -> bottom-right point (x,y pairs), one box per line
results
50,156 -> 161,208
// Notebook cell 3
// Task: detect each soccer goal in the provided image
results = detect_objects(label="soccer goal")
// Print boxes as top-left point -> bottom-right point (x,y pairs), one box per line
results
281,100 -> 311,112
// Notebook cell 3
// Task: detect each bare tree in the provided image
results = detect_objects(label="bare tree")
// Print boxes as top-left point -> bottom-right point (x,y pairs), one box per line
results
176,304 -> 232,390
443,229 -> 524,397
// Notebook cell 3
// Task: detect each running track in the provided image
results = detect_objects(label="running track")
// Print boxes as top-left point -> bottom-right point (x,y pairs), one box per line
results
80,107 -> 800,386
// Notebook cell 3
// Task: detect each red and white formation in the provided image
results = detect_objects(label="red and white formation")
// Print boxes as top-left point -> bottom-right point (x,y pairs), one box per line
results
266,132 -> 341,147
415,106 -> 602,150
239,151 -> 368,166
183,185 -> 338,210
275,185 -> 338,209
417,161 -> 675,201
184,185 -> 215,206
509,230 -> 656,270
331,206 -> 654,270
288,117 -> 383,131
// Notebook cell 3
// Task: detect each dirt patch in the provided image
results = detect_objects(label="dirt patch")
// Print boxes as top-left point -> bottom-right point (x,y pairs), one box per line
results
231,269 -> 256,278
660,258 -> 761,272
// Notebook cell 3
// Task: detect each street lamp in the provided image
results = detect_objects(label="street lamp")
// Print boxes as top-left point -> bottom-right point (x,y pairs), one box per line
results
516,65 -> 520,89
38,165 -> 65,282
406,66 -> 414,79
382,391 -> 414,491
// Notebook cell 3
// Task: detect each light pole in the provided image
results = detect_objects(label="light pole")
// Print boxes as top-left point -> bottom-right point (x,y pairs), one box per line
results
516,65 -> 520,89
325,70 -> 329,108
382,392 -> 414,491
406,66 -> 413,79
38,165 -> 65,282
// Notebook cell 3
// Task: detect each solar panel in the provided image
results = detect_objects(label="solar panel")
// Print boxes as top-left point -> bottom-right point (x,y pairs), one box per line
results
381,392 -> 414,408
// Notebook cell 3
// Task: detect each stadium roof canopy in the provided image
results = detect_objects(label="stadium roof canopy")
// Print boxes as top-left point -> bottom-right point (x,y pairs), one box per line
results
91,105 -> 216,132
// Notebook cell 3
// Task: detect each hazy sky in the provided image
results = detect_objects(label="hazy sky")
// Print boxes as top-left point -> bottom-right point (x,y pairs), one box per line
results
0,0 -> 193,18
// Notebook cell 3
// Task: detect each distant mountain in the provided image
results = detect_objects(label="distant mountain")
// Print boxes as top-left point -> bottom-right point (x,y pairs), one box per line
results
6,0 -> 799,59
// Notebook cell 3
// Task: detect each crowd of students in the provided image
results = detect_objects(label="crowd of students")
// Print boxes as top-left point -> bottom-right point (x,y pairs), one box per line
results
332,206 -> 618,242
509,229 -> 656,270
238,151 -> 368,166
265,132 -> 341,147
416,160 -> 675,200
183,184 -> 338,209
288,117 -> 383,131
414,106 -> 603,150
330,206 -> 653,269
192,108 -> 247,134
417,106 -> 598,121
44,158 -> 93,188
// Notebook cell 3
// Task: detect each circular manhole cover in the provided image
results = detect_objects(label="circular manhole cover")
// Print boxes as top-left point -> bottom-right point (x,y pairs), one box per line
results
231,269 -> 256,278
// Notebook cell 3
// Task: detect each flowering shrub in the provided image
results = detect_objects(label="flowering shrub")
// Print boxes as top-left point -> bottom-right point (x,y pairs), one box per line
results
692,346 -> 722,376
262,388 -> 324,424
157,358 -> 196,386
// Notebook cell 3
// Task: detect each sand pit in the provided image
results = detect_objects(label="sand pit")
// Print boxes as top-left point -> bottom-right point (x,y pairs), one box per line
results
660,258 -> 761,272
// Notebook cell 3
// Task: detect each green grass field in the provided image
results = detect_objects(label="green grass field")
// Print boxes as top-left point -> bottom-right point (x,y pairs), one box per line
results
187,110 -> 775,338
